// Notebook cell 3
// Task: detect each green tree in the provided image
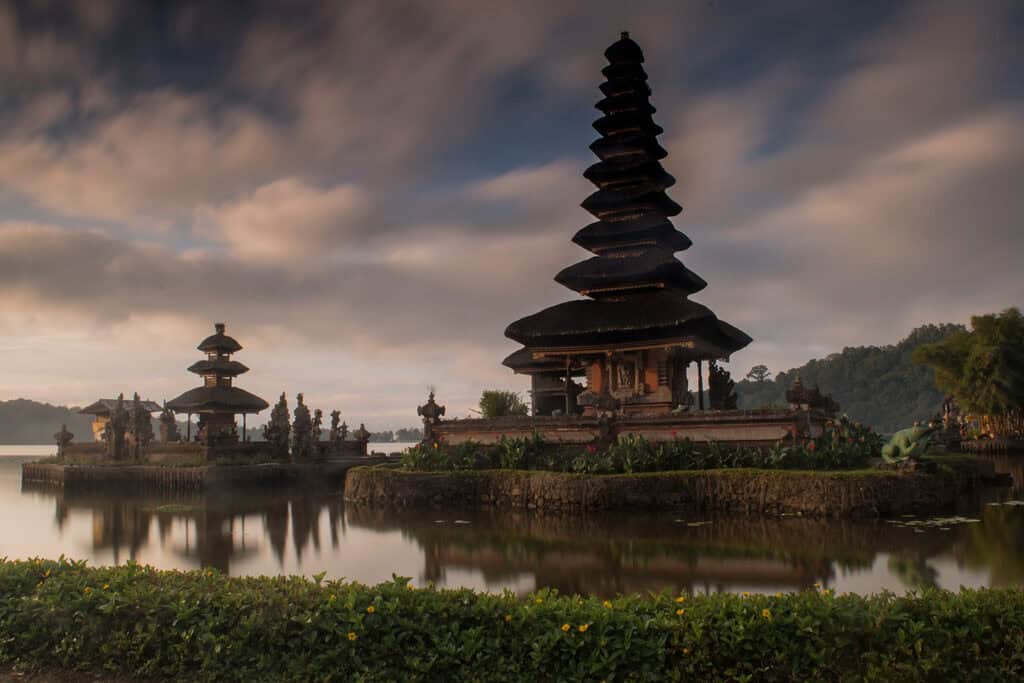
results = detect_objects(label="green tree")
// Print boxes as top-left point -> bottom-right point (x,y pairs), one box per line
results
733,323 -> 964,432
913,308 -> 1024,416
479,390 -> 529,418
745,364 -> 771,383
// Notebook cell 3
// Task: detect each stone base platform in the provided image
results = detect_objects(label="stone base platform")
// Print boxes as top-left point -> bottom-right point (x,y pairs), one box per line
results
22,455 -> 397,495
345,462 -> 994,518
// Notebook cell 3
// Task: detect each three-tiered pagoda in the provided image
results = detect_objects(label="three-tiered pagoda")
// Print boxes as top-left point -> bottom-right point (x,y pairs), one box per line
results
504,32 -> 751,416
167,323 -> 269,441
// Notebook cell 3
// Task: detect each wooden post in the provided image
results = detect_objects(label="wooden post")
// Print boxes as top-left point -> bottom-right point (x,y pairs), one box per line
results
564,356 -> 571,415
697,359 -> 705,411
242,413 -> 247,442
186,412 -> 191,440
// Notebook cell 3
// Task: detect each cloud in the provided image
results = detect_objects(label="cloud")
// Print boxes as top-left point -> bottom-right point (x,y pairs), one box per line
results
0,0 -> 1020,425
196,178 -> 372,261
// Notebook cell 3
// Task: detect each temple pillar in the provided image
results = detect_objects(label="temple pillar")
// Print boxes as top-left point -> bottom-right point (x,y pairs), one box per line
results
697,359 -> 705,410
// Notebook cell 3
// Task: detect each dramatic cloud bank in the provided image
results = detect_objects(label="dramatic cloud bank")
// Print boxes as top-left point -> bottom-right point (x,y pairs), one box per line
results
0,0 -> 1020,428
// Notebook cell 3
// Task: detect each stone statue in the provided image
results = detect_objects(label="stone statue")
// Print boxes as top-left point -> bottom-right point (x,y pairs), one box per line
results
882,426 -> 938,463
53,424 -> 73,458
417,391 -> 446,443
127,392 -> 154,460
106,393 -> 129,460
159,402 -> 180,442
311,408 -> 323,458
263,393 -> 291,459
353,423 -> 371,444
329,410 -> 342,446
291,393 -> 313,461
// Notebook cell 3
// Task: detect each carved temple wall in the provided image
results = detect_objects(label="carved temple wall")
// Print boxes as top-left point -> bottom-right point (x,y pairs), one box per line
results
429,408 -> 827,448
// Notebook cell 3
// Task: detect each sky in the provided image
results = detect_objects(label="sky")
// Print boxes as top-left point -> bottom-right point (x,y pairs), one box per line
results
0,0 -> 1022,430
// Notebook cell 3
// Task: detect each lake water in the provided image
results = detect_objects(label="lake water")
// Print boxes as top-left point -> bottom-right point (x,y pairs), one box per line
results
3,446 -> 1024,597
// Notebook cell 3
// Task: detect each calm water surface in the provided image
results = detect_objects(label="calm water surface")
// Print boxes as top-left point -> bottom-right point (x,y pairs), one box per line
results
3,446 -> 1024,597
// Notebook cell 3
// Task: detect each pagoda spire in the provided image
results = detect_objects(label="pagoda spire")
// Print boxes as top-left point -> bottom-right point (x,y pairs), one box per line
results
555,31 -> 705,299
504,33 -> 751,418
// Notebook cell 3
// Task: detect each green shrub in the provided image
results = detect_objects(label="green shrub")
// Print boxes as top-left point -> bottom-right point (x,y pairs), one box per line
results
2,558 -> 1023,682
405,417 -> 883,474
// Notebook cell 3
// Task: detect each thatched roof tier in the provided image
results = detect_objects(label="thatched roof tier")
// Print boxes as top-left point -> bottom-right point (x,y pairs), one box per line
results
166,386 -> 269,414
186,359 -> 250,376
581,185 -> 681,220
79,398 -> 162,416
197,323 -> 242,353
555,249 -> 706,297
502,347 -> 586,375
505,291 -> 751,353
604,31 -> 644,63
572,216 -> 691,254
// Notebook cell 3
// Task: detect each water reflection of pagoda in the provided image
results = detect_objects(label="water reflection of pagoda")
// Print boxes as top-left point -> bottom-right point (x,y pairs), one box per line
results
167,323 -> 269,441
505,33 -> 750,416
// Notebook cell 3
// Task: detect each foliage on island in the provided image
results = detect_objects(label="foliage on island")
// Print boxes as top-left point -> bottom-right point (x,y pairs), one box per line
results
736,323 -> 965,433
2,558 -> 1023,682
913,308 -> 1024,437
402,416 -> 882,473
368,427 -> 424,443
479,389 -> 529,418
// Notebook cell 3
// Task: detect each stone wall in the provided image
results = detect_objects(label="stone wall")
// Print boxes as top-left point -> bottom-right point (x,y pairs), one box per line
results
344,466 -> 986,518
430,409 -> 825,448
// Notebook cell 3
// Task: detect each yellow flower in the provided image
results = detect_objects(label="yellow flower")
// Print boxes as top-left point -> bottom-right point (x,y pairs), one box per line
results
561,623 -> 570,632
433,442 -> 439,450
762,608 -> 772,621
741,592 -> 750,598
366,605 -> 376,614
775,592 -> 782,598
44,570 -> 51,578
535,598 -> 543,605
407,583 -> 415,591
814,582 -> 821,589
347,632 -> 357,641
603,600 -> 613,609
83,587 -> 92,595
682,647 -> 690,655
822,589 -> 832,597
578,624 -> 589,633
676,608 -> 685,617
504,614 -> 512,622
328,594 -> 336,603
675,596 -> 686,604
102,584 -> 109,591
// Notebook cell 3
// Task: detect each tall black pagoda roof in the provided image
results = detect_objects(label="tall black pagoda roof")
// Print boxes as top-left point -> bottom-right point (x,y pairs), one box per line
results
503,32 -> 751,359
168,322 -> 267,414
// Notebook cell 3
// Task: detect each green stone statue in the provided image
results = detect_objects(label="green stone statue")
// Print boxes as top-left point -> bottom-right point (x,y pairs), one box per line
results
881,425 -> 937,463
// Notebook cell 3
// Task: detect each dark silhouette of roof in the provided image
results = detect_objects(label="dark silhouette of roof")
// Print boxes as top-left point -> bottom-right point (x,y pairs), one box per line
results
197,322 -> 242,353
187,359 -> 250,376
166,386 -> 269,414
503,32 -> 751,358
79,398 -> 162,416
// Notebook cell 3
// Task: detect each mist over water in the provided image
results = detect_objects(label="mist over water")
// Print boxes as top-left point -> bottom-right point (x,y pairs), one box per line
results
3,448 -> 1024,597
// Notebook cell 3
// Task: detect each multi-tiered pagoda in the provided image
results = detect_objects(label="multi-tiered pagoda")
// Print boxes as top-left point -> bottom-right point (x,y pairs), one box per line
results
505,32 -> 751,416
167,323 -> 269,441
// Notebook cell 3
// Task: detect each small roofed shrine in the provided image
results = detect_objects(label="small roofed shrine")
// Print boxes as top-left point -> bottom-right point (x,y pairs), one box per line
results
505,32 -> 751,416
80,397 -> 161,442
166,323 -> 269,443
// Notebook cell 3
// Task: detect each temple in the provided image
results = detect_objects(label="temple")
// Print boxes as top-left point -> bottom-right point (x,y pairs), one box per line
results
166,323 -> 269,442
504,32 -> 751,416
79,397 -> 161,442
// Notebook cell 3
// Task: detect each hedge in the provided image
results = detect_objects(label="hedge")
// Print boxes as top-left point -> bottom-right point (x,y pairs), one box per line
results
2,559 -> 1024,681
405,416 -> 884,474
